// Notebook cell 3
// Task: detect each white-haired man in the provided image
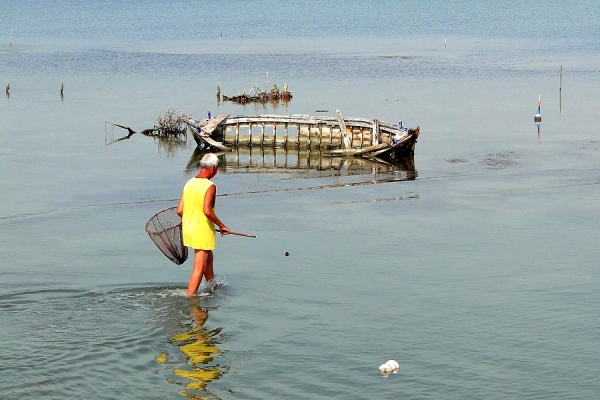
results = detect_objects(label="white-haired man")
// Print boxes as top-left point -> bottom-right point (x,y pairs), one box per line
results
177,153 -> 230,295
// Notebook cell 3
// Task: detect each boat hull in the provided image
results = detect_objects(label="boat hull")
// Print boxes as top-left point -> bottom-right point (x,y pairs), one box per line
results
188,113 -> 419,161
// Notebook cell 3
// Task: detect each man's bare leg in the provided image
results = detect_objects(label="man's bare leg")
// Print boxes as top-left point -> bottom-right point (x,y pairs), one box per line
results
203,251 -> 215,283
188,249 -> 210,295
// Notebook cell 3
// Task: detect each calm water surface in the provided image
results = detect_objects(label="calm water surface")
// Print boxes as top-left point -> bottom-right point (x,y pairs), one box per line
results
1,1 -> 599,399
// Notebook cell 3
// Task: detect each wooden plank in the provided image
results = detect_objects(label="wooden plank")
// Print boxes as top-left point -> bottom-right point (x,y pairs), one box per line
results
336,109 -> 351,149
202,114 -> 229,134
324,148 -> 361,156
353,142 -> 389,155
367,145 -> 394,157
219,114 -> 375,132
199,135 -> 231,151
372,119 -> 380,145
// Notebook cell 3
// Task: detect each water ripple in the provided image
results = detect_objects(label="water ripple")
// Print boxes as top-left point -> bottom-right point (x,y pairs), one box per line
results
0,286 -> 232,399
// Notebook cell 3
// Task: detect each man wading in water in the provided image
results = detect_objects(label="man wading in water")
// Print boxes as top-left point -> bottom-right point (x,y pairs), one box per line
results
177,153 -> 230,295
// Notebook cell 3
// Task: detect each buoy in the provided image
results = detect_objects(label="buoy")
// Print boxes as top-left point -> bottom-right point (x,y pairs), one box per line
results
386,360 -> 400,373
378,360 -> 399,374
379,364 -> 393,374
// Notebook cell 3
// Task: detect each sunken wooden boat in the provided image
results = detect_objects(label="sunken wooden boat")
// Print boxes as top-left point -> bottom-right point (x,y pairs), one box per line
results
186,110 -> 419,162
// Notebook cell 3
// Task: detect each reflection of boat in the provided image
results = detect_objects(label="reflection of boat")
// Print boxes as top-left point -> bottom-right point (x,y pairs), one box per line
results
187,147 -> 417,181
187,110 -> 420,163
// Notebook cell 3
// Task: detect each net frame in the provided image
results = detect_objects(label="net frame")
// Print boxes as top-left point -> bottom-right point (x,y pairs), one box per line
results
145,206 -> 188,265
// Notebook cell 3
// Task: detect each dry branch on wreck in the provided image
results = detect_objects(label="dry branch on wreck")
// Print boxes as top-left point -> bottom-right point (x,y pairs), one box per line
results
221,82 -> 292,104
105,108 -> 190,145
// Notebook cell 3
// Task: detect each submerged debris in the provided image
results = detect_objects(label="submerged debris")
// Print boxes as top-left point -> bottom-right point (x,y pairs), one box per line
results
221,80 -> 292,104
154,108 -> 191,138
105,108 -> 190,145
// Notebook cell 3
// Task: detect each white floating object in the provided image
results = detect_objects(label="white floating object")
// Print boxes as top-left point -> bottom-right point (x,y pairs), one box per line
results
386,360 -> 400,373
378,363 -> 393,374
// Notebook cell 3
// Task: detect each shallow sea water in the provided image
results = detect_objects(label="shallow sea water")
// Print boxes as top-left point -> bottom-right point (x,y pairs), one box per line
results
1,1 -> 600,399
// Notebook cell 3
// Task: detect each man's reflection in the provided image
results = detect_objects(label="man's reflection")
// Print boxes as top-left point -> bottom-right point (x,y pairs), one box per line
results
166,303 -> 225,399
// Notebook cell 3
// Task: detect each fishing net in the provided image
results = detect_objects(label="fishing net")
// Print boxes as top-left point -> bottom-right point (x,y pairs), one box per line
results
145,206 -> 188,265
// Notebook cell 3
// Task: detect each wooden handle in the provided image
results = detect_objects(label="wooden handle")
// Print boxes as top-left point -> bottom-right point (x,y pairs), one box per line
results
216,229 -> 256,238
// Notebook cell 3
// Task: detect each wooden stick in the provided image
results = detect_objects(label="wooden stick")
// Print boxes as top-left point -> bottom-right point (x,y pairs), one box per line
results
216,229 -> 256,238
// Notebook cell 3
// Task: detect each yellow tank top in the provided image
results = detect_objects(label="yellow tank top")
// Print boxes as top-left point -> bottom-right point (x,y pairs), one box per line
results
181,178 -> 216,250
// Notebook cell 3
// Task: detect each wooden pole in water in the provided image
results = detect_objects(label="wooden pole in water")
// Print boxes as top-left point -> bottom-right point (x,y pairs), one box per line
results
534,94 -> 541,123
559,66 -> 563,113
560,66 -> 563,90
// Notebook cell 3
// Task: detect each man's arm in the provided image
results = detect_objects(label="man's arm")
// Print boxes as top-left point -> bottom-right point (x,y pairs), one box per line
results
176,192 -> 184,217
203,185 -> 230,235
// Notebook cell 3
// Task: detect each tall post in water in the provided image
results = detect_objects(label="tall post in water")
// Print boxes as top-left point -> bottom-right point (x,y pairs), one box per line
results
535,94 -> 542,142
559,66 -> 563,113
